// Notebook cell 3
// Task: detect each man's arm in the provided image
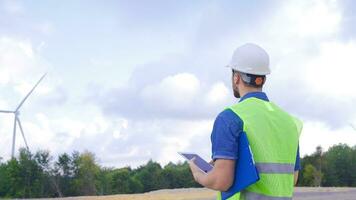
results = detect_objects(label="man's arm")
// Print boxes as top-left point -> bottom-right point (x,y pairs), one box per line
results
189,109 -> 240,191
294,171 -> 299,185
189,158 -> 235,191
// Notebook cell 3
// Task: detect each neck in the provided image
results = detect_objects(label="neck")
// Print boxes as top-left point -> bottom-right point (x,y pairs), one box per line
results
239,87 -> 262,98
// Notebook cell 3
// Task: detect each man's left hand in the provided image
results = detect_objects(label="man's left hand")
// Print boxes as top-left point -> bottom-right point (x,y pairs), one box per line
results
188,157 -> 204,183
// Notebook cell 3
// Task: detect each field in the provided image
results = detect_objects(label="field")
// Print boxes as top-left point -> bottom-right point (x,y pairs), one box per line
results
30,187 -> 356,200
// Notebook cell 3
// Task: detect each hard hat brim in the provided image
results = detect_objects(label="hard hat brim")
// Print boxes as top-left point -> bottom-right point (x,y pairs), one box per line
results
225,64 -> 270,76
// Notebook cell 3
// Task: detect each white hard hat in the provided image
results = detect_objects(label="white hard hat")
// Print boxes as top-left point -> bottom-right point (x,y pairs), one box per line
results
226,43 -> 271,75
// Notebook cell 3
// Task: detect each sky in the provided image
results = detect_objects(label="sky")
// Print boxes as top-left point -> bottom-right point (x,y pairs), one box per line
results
0,0 -> 356,168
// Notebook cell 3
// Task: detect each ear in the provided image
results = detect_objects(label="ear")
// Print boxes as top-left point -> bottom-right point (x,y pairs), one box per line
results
233,73 -> 240,85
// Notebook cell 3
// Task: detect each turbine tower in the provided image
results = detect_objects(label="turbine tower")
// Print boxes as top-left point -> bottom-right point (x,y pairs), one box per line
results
0,73 -> 46,158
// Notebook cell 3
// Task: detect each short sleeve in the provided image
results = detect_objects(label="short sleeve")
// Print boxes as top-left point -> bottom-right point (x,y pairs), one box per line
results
211,109 -> 243,160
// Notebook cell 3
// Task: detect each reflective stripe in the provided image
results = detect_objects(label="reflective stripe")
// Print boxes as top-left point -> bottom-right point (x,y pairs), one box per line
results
243,191 -> 292,200
255,163 -> 294,174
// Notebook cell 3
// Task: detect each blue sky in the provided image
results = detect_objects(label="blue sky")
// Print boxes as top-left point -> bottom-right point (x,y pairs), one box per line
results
0,0 -> 356,167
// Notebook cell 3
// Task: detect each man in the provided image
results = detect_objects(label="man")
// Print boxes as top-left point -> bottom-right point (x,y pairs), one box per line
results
189,43 -> 302,200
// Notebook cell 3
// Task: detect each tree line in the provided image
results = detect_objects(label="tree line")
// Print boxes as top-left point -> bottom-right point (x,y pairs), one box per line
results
0,143 -> 355,198
0,149 -> 198,198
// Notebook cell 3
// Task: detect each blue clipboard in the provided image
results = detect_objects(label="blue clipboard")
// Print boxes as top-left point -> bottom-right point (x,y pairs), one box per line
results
221,132 -> 260,199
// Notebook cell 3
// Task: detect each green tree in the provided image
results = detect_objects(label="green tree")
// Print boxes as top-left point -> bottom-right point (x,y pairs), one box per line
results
0,159 -> 21,197
134,160 -> 163,192
161,162 -> 198,189
351,145 -> 356,186
111,168 -> 132,194
301,164 -> 322,186
0,148 -> 46,198
54,153 -> 74,196
72,151 -> 100,195
34,150 -> 57,197
127,176 -> 143,193
96,167 -> 114,195
299,146 -> 326,186
322,144 -> 354,186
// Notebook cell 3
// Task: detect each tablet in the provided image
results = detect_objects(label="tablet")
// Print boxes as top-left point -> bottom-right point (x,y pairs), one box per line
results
178,152 -> 213,174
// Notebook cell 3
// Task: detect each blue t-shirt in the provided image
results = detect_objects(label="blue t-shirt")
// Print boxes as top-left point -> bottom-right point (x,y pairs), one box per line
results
211,92 -> 301,171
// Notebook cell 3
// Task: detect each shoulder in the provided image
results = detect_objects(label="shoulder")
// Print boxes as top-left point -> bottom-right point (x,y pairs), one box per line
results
217,109 -> 241,121
214,109 -> 243,134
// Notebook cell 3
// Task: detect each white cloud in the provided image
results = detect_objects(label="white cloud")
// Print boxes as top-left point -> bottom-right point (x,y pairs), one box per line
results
268,0 -> 341,39
287,0 -> 341,37
112,118 -> 129,140
158,119 -> 213,166
0,98 -> 9,108
205,82 -> 229,105
141,73 -> 200,109
0,114 -> 15,156
300,120 -> 356,156
304,41 -> 356,98
0,37 -> 48,86
96,118 -> 213,168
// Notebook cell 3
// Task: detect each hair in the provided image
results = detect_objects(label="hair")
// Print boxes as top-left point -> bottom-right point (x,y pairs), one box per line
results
232,70 -> 265,88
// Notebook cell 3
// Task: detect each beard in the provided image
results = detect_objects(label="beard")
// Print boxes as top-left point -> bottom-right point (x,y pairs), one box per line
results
233,87 -> 241,98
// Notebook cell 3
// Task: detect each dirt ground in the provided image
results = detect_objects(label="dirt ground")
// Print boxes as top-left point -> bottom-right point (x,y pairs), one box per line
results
29,187 -> 356,200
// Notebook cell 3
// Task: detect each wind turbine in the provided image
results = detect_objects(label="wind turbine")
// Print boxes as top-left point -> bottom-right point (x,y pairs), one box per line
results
0,73 -> 47,158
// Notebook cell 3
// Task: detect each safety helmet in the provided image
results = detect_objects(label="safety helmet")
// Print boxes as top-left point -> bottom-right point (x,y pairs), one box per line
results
226,43 -> 271,75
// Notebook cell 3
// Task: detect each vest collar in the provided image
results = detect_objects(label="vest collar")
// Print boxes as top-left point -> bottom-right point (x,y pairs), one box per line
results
239,91 -> 269,102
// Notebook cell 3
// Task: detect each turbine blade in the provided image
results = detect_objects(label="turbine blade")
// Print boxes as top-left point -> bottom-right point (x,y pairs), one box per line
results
11,117 -> 17,158
16,117 -> 29,150
15,73 -> 47,112
0,110 -> 14,113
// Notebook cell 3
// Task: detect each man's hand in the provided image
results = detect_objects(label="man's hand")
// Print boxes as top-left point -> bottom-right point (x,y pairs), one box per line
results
188,157 -> 205,183
188,158 -> 235,191
294,171 -> 299,185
